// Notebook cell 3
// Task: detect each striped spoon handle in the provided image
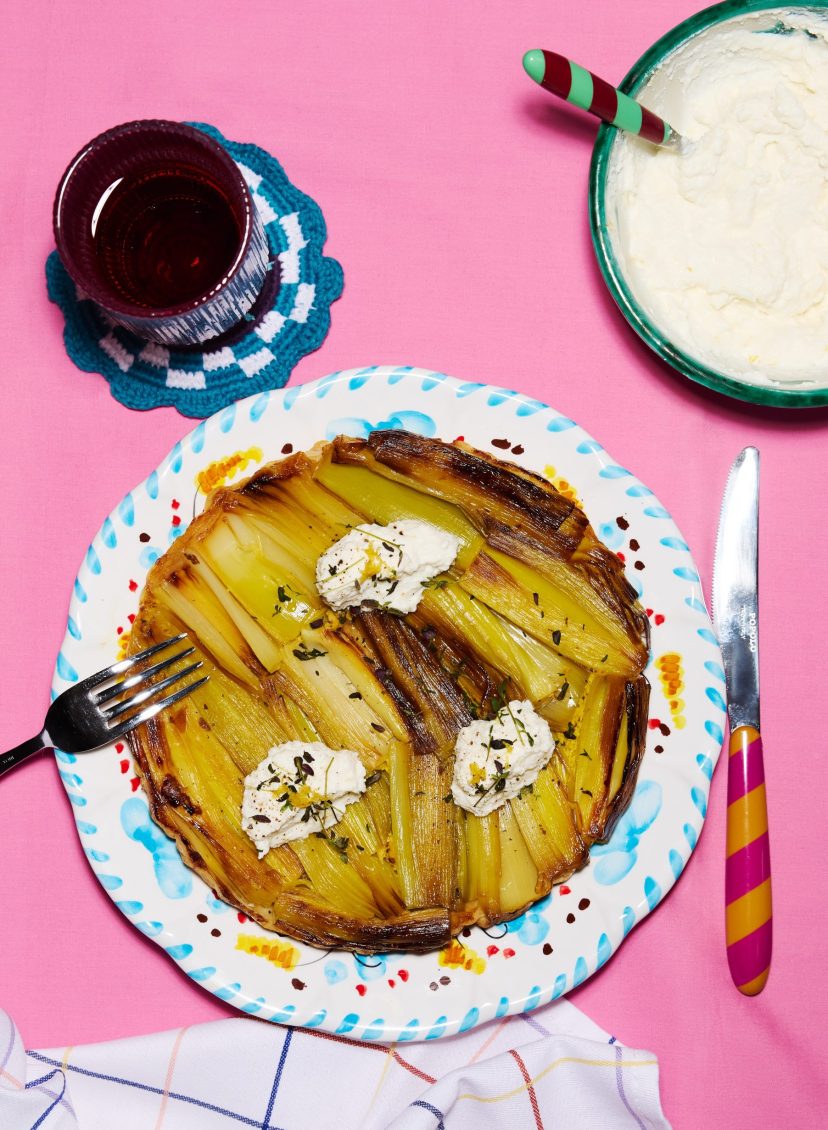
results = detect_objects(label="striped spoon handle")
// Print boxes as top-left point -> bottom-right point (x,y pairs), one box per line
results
522,49 -> 676,147
725,725 -> 772,995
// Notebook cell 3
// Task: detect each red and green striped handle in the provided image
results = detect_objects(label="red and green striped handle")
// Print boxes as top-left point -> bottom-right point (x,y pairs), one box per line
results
522,49 -> 674,146
725,725 -> 772,995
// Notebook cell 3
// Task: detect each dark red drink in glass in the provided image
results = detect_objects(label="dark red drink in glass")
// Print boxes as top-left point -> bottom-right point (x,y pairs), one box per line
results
53,120 -> 271,346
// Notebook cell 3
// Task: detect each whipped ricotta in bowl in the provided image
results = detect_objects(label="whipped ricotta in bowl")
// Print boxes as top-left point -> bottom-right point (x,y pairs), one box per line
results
600,6 -> 828,396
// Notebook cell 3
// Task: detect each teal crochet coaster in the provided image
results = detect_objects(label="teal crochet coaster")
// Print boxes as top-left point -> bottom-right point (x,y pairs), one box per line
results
46,123 -> 343,417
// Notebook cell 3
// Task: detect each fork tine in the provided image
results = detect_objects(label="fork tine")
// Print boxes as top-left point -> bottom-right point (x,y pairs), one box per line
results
94,647 -> 196,705
107,676 -> 209,742
77,634 -> 187,692
103,662 -> 204,721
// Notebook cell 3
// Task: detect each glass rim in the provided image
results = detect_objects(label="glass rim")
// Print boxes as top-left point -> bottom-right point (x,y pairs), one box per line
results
589,0 -> 828,409
52,119 -> 257,321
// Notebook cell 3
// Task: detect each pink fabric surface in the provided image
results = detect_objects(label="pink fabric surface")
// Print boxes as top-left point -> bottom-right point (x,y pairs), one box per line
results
1,2 -> 826,1127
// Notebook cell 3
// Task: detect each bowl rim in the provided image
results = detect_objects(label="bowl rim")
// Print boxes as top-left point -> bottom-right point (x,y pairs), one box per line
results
589,0 -> 828,409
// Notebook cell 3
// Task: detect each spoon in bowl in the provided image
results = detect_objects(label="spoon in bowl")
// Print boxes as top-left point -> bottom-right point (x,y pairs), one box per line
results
522,48 -> 683,149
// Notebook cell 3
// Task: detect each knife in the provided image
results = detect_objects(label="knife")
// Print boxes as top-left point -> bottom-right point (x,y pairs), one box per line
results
712,447 -> 772,996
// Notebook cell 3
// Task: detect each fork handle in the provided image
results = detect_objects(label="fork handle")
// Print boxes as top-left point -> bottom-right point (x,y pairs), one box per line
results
0,734 -> 47,777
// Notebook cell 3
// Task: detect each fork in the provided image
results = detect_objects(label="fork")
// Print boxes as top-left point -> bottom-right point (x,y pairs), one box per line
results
1,634 -> 207,778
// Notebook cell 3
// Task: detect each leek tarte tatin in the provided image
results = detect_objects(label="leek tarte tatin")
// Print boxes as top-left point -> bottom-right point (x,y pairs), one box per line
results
128,432 -> 650,952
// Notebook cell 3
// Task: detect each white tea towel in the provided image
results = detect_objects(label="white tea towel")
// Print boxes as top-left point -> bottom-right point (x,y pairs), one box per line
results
0,1000 -> 669,1128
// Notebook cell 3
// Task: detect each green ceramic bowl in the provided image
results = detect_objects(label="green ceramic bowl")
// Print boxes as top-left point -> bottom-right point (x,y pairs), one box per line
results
589,0 -> 828,408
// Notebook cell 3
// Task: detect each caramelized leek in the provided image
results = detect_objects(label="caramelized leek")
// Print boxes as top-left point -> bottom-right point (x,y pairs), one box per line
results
153,573 -> 258,687
357,610 -> 473,758
464,812 -> 500,919
316,459 -> 484,569
408,753 -> 457,909
199,515 -> 317,641
481,529 -> 649,670
419,583 -> 571,702
333,431 -> 588,559
511,765 -> 586,882
191,555 -> 282,672
387,741 -> 419,906
497,806 -> 539,913
460,550 -> 638,676
272,641 -> 393,769
290,835 -> 378,919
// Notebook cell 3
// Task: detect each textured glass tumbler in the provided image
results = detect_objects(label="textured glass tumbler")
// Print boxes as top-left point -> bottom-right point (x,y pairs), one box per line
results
53,120 -> 271,347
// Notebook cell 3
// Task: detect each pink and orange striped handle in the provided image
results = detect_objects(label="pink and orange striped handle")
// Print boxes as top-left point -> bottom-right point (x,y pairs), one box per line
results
725,725 -> 772,995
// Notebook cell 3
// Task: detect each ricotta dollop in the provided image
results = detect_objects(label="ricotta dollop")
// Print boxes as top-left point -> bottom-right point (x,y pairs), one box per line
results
315,519 -> 460,615
608,10 -> 828,387
241,741 -> 366,857
451,700 -> 556,817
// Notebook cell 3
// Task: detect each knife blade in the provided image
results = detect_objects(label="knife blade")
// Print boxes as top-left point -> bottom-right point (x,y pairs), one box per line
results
712,447 -> 771,996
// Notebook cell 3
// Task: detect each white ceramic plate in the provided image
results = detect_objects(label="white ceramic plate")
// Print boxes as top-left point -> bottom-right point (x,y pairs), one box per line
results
54,366 -> 726,1042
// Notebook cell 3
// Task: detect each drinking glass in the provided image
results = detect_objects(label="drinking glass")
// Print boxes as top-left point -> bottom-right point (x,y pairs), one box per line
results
53,120 -> 272,347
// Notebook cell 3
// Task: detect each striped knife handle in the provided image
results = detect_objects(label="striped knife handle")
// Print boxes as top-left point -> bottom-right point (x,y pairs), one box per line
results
725,725 -> 772,995
530,50 -> 671,146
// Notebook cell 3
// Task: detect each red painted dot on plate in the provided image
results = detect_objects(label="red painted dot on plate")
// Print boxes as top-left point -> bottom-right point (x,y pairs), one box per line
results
237,912 -> 247,923
116,626 -> 123,635
486,945 -> 499,956
355,983 -> 367,996
503,948 -> 516,959
560,885 -> 571,895
655,614 -> 665,625
398,969 -> 409,982
645,608 -> 654,617
617,552 -> 625,563
128,580 -> 138,592
115,743 -> 124,753
171,515 -> 181,528
120,760 -> 129,773
454,435 -> 464,443
127,613 -> 136,624
648,719 -> 662,730
130,777 -> 140,792
171,499 -> 180,510
388,979 -> 396,988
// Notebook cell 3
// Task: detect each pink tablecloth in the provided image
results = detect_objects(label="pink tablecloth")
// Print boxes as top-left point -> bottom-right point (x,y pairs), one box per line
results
1,2 -> 826,1127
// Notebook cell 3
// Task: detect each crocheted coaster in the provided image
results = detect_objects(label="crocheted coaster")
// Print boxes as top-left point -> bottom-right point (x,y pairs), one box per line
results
46,122 -> 344,417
